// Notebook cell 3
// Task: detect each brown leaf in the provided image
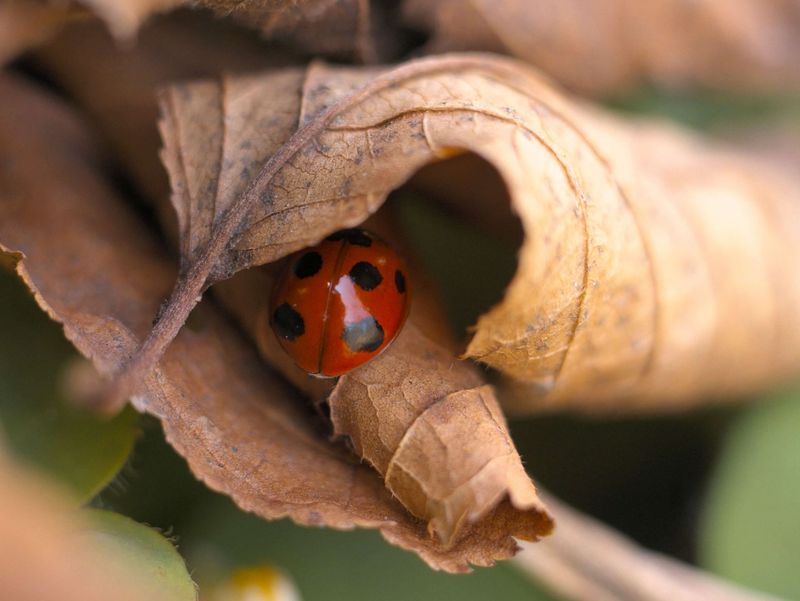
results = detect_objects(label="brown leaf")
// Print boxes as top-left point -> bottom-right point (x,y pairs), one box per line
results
403,0 -> 800,95
329,324 -> 549,545
0,73 -> 550,572
0,0 -> 72,64
78,0 -> 184,38
0,0 -> 181,64
33,15 -> 299,228
151,53 -> 800,418
32,24 -> 550,546
213,263 -> 551,546
4,0 -> 394,65
201,0 -> 400,63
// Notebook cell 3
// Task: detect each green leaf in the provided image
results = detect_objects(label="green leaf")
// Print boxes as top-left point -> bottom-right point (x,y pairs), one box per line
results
182,496 -> 562,601
82,509 -> 197,601
700,389 -> 800,599
0,268 -> 138,502
605,87 -> 800,130
395,192 -> 518,336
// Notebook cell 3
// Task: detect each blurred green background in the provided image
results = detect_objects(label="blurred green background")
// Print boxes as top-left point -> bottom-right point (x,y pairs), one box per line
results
2,86 -> 800,600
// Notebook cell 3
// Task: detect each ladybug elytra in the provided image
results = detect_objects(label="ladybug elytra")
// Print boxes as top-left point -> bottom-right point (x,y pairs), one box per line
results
270,229 -> 411,377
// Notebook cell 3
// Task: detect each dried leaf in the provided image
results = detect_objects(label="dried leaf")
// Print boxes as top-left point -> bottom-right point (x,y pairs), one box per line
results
0,0 -> 180,64
0,0 -> 72,64
403,0 -> 800,95
201,0 -> 399,63
151,53 -> 800,419
32,25 -> 550,546
214,264 -> 551,546
33,15 -> 298,218
329,324 -> 549,545
3,0 -> 393,65
78,0 -> 183,38
0,74 -> 549,572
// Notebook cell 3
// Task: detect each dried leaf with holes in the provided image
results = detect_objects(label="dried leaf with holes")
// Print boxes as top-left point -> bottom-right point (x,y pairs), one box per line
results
0,74 -> 551,572
404,0 -> 800,95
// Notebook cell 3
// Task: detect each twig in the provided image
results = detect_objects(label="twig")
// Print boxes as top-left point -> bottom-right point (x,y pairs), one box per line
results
98,53 -> 529,414
514,492 -> 784,601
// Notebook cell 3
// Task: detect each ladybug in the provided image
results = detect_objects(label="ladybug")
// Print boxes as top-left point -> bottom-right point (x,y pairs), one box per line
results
270,229 -> 411,377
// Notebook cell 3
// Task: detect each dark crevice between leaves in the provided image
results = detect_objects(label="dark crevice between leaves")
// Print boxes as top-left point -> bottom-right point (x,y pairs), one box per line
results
202,284 -> 338,442
511,406 -> 739,565
371,0 -> 430,61
10,61 -> 176,265
391,152 -> 522,344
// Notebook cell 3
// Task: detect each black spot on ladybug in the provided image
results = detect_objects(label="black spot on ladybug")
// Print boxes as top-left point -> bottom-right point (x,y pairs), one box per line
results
349,261 -> 383,290
273,303 -> 305,341
394,270 -> 406,294
342,316 -> 384,353
294,251 -> 322,279
326,229 -> 372,247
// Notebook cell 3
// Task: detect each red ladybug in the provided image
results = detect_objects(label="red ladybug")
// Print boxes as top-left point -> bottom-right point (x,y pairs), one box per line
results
270,229 -> 411,376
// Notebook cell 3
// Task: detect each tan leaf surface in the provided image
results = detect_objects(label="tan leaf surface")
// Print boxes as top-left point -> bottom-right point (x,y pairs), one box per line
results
329,324 -> 549,545
153,53 -> 800,416
157,54 -> 559,542
0,73 -> 551,572
403,0 -> 800,95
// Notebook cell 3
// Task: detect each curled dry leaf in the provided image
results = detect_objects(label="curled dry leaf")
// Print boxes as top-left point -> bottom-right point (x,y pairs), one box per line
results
151,53 -> 800,419
404,0 -> 800,95
214,263 -> 551,546
0,74 -> 551,572
31,21 -> 551,547
328,324 -> 548,545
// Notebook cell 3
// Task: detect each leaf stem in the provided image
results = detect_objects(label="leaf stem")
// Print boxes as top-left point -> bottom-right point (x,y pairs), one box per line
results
100,53 -> 515,413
